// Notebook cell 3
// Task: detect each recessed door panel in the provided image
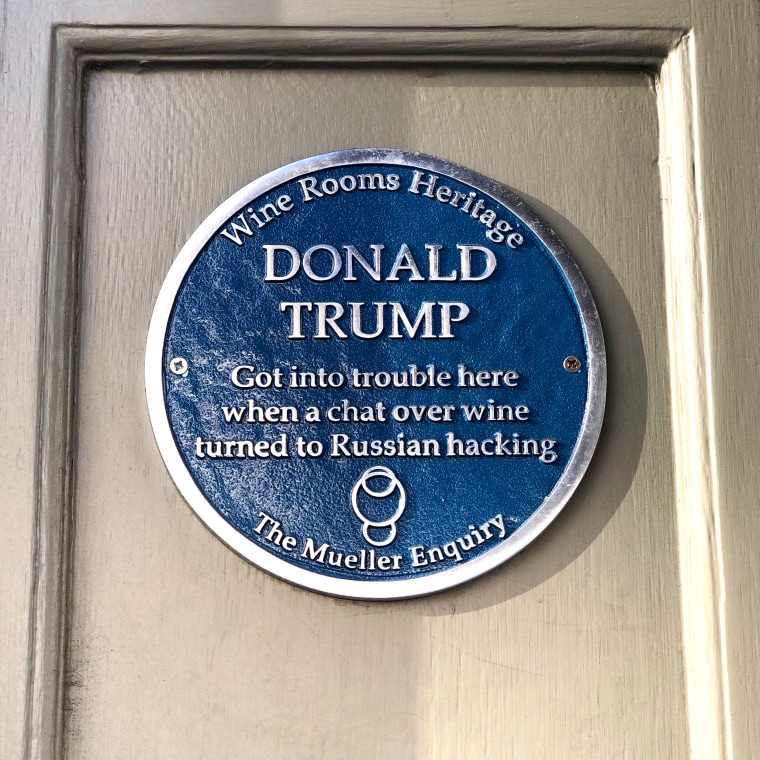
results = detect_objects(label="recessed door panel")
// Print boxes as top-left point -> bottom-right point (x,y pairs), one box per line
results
67,67 -> 684,758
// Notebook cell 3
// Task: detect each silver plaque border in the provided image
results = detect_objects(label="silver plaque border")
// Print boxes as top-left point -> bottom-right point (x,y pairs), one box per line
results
146,148 -> 606,600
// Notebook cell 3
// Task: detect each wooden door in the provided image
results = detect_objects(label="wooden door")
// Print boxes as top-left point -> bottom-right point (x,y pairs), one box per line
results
3,2 -> 759,759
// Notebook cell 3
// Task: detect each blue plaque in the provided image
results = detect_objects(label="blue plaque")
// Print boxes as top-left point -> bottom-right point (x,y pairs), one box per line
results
146,150 -> 605,599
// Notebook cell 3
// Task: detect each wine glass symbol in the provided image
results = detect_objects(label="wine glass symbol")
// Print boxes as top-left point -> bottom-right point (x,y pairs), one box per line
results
351,466 -> 406,547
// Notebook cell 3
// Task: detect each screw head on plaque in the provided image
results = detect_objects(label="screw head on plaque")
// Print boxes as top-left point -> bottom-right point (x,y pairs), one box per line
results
146,149 -> 606,600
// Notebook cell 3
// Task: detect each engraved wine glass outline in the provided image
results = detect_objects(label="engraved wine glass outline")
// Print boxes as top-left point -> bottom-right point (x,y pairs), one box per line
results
351,466 -> 406,547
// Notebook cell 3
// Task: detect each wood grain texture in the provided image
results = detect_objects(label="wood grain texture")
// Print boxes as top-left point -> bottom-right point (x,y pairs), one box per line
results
24,36 -> 84,760
64,66 -> 686,759
0,6 -> 64,760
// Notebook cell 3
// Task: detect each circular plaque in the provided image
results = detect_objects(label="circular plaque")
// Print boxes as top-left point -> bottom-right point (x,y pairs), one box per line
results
146,149 -> 605,599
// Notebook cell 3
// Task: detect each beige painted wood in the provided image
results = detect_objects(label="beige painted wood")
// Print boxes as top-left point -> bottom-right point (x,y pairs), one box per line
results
3,1 -> 760,760
689,7 -> 760,758
64,67 -> 685,759
41,0 -> 693,33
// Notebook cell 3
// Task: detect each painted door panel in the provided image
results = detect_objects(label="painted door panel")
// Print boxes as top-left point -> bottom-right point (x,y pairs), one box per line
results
2,4 -> 758,760
68,67 -> 679,758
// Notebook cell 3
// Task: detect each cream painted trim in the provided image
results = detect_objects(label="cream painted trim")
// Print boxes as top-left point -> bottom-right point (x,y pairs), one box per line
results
659,34 -> 733,760
25,32 -> 83,760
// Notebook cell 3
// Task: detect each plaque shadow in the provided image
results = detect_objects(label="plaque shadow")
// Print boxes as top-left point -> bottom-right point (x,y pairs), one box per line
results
409,196 -> 649,614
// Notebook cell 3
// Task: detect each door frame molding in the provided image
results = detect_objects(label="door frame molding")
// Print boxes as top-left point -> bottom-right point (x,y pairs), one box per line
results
29,24 -> 727,760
